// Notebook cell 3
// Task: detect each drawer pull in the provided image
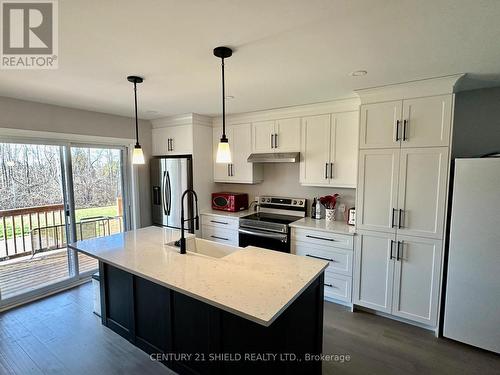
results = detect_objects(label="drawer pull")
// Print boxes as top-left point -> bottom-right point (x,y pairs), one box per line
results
306,254 -> 336,262
306,235 -> 336,242
211,235 -> 229,241
210,220 -> 229,225
324,283 -> 337,289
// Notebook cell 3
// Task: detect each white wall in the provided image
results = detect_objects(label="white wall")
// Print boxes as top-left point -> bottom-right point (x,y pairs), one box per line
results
452,87 -> 500,158
0,96 -> 153,227
216,163 -> 355,219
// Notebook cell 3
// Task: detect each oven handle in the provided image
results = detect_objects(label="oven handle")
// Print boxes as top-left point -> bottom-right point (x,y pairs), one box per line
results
238,228 -> 288,242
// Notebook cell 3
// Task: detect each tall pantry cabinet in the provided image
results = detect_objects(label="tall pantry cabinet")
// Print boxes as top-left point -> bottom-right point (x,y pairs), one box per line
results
353,75 -> 463,329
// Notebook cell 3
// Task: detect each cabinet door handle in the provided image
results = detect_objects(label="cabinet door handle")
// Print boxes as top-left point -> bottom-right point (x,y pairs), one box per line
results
403,119 -> 408,141
231,164 -> 234,176
398,209 -> 404,229
306,234 -> 336,242
329,162 -> 334,179
306,254 -> 336,262
210,220 -> 228,225
274,133 -> 278,148
391,208 -> 397,228
325,163 -> 328,179
324,283 -> 337,288
396,241 -> 402,261
390,240 -> 394,260
271,134 -> 274,149
211,235 -> 229,241
395,120 -> 401,142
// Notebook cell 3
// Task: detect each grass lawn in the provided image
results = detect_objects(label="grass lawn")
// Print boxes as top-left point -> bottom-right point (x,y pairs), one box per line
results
0,205 -> 120,240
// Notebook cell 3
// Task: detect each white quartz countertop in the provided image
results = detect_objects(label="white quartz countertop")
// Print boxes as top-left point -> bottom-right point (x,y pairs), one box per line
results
201,209 -> 252,218
289,217 -> 356,236
68,226 -> 327,327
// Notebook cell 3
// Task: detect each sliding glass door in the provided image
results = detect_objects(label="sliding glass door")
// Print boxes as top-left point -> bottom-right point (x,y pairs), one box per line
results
69,145 -> 127,276
0,142 -> 71,300
0,140 -> 129,306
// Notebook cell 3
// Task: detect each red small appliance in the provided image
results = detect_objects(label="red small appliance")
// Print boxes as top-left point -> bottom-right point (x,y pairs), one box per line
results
212,192 -> 249,212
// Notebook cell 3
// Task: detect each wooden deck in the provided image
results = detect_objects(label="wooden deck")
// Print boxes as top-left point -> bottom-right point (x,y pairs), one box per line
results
0,249 -> 97,300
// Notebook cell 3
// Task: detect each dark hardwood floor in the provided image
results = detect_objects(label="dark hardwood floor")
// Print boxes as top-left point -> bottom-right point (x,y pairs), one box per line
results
0,282 -> 498,375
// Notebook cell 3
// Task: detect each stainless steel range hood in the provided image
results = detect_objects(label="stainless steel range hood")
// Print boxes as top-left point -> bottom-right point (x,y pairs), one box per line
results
247,152 -> 300,163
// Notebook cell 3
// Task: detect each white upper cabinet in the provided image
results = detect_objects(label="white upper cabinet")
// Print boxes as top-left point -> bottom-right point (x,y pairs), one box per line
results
397,147 -> 449,238
329,111 -> 359,187
300,112 -> 359,187
152,125 -> 193,156
353,230 -> 395,313
275,118 -> 301,152
391,235 -> 443,326
401,95 -> 452,147
213,124 -> 263,184
251,120 -> 275,153
359,101 -> 402,149
251,118 -> 301,153
300,114 -> 331,186
356,149 -> 400,234
359,95 -> 452,150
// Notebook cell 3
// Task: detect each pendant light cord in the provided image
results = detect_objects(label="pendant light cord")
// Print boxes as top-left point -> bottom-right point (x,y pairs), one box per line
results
221,58 -> 227,140
133,81 -> 140,146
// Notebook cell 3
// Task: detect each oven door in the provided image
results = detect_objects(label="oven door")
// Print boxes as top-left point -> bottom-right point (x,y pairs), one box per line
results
238,228 -> 290,253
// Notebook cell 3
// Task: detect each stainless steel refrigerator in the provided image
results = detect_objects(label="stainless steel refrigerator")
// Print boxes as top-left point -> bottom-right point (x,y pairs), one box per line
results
151,156 -> 193,230
443,157 -> 500,353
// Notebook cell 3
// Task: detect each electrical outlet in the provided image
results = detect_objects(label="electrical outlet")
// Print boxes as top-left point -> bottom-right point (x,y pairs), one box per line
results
338,204 -> 346,213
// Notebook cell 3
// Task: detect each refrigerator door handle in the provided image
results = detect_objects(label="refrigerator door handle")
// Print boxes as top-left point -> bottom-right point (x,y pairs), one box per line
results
162,171 -> 168,215
166,171 -> 172,215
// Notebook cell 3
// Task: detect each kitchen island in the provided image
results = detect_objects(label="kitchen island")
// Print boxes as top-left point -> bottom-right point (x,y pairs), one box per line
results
69,226 -> 327,375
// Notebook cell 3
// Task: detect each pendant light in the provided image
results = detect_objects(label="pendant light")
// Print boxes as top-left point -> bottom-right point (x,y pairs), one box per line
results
214,46 -> 233,163
127,75 -> 145,165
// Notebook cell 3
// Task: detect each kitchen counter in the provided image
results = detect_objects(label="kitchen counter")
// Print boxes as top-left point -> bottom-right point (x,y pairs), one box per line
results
68,226 -> 327,326
289,217 -> 356,236
201,209 -> 252,218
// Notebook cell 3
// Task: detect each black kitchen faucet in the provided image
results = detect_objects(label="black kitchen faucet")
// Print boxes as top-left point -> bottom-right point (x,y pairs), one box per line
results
179,189 -> 199,254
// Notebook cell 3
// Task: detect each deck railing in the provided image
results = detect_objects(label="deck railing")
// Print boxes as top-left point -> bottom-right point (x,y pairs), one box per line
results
0,205 -> 123,261
0,204 -> 65,260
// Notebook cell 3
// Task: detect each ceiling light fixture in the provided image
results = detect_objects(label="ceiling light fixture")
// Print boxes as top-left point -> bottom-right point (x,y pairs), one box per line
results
127,75 -> 145,165
350,70 -> 368,77
214,46 -> 233,164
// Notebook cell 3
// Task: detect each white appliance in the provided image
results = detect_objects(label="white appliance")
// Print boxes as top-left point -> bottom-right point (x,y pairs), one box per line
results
443,158 -> 500,353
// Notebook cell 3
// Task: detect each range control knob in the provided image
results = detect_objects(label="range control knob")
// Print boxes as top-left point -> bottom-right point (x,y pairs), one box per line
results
266,198 -> 271,203
299,200 -> 303,205
261,198 -> 266,202
293,200 -> 297,205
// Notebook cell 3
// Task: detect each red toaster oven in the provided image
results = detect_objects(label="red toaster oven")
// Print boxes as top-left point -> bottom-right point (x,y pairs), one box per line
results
212,192 -> 249,212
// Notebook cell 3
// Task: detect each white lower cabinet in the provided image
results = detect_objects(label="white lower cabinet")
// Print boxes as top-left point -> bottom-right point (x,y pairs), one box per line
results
391,235 -> 442,325
352,231 -> 395,313
324,272 -> 352,302
200,214 -> 239,246
292,227 -> 354,304
353,230 -> 443,326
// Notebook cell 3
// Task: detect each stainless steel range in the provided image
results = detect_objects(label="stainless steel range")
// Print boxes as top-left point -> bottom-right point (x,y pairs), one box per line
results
239,196 -> 307,253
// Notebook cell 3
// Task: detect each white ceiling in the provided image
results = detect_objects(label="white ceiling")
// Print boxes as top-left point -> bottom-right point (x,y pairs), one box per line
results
1,0 -> 500,120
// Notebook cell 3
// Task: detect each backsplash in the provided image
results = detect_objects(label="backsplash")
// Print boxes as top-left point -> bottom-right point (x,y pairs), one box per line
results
215,163 -> 356,220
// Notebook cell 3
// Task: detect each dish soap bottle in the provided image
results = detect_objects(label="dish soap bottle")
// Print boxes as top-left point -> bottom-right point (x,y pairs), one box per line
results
315,197 -> 322,220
